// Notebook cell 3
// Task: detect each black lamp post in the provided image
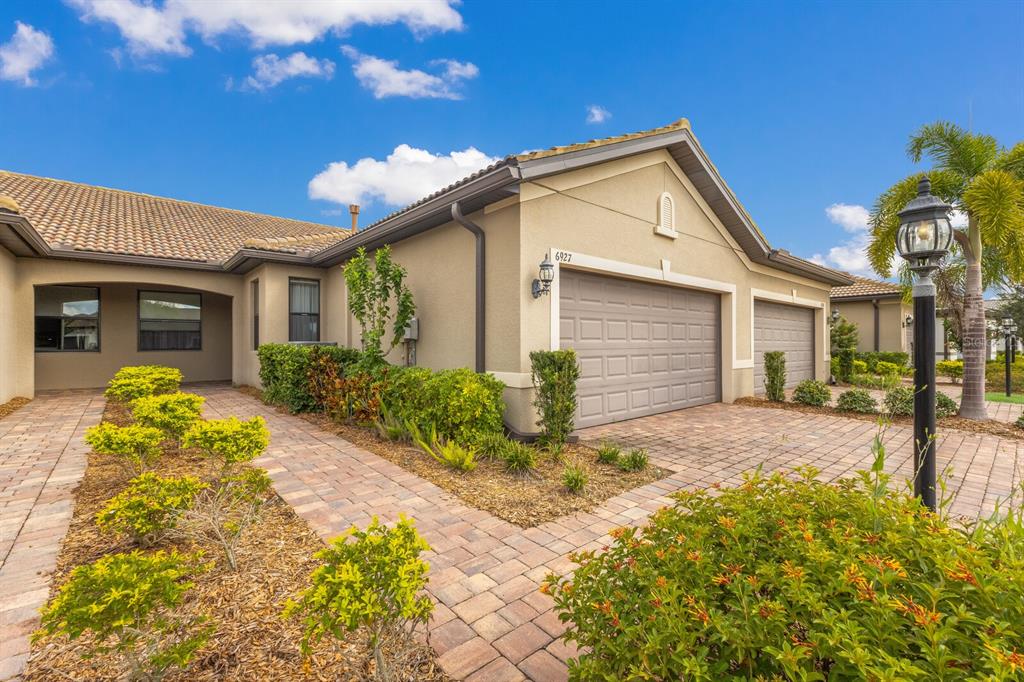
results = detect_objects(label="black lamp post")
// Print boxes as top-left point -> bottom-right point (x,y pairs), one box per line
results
895,176 -> 953,511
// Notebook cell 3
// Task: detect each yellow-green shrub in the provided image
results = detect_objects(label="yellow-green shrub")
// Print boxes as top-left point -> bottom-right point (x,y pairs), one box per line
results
84,422 -> 164,474
546,463 -> 1024,680
937,360 -> 963,383
182,416 -> 269,472
105,365 -> 182,402
96,473 -> 206,546
131,392 -> 205,441
35,550 -> 213,681
284,516 -> 433,679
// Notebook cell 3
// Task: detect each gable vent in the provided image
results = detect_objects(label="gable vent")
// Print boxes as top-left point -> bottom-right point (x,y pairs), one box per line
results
655,191 -> 678,239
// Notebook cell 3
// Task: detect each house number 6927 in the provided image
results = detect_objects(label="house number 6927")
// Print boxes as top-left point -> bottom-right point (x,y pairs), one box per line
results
554,251 -> 572,263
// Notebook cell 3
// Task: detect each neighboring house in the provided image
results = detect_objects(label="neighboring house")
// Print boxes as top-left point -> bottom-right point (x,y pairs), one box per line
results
830,275 -> 955,361
0,118 -> 851,433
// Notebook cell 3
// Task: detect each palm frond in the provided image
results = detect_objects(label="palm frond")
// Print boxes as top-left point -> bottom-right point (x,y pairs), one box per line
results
906,121 -> 999,181
995,143 -> 1024,183
962,170 -> 1024,270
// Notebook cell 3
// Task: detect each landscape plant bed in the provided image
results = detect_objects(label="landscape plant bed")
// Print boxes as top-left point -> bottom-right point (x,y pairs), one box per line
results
25,400 -> 447,682
735,396 -> 1024,440
239,387 -> 665,528
0,396 -> 30,420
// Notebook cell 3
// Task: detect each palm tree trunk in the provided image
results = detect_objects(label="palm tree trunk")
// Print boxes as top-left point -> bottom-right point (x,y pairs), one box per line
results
959,221 -> 987,419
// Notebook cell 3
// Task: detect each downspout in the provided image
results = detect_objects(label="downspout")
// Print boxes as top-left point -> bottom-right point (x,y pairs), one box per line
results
873,299 -> 880,351
451,202 -> 485,373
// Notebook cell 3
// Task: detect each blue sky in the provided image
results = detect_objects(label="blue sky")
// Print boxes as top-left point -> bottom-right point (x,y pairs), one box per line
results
1,0 -> 1021,276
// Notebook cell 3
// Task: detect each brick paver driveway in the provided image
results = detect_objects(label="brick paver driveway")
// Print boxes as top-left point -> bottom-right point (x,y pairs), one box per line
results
0,392 -> 103,681
4,387 -> 1023,682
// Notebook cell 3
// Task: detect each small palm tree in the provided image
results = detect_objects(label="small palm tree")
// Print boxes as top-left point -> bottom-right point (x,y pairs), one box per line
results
868,122 -> 1024,419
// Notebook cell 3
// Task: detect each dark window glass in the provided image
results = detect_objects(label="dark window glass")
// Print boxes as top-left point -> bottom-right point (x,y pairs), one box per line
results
251,280 -> 260,350
139,290 -> 201,351
289,278 -> 319,342
35,286 -> 100,351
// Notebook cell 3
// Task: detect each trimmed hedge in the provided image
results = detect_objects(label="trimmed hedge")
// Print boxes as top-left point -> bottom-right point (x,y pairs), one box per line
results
380,366 -> 505,445
856,351 -> 909,372
257,344 -> 360,413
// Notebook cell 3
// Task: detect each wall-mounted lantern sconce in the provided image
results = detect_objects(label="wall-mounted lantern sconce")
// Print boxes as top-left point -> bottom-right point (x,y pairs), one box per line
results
532,255 -> 555,298
830,309 -> 840,324
905,314 -> 914,326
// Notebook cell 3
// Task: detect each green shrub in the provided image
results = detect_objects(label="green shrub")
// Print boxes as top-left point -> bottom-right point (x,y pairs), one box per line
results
856,351 -> 909,372
763,351 -> 786,401
852,359 -> 869,374
381,366 -> 505,445
414,426 -> 477,472
986,360 -> 1024,393
530,349 -> 582,448
373,404 -> 411,443
830,315 -> 859,355
546,463 -> 1024,680
852,372 -> 901,391
884,386 -> 915,416
182,416 -> 269,473
131,392 -> 205,442
85,422 -> 164,475
473,431 -> 510,460
836,388 -> 878,414
836,348 -> 855,384
1016,414 -> 1024,430
937,392 -> 959,419
562,464 -> 588,494
875,360 -> 900,376
257,343 -> 361,413
284,516 -> 433,679
36,550 -> 213,681
937,360 -> 963,383
792,380 -> 831,407
96,473 -> 206,546
618,448 -> 648,472
105,365 -> 183,402
500,440 -> 538,475
596,442 -> 621,465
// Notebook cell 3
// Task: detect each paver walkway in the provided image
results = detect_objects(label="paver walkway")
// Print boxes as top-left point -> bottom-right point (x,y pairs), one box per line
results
3,387 -> 1023,681
0,392 -> 104,682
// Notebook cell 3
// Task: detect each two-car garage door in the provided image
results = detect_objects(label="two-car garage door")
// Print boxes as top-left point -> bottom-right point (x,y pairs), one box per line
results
753,300 -> 815,393
560,270 -> 720,428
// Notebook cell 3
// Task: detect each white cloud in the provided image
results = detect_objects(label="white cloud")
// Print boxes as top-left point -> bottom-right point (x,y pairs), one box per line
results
809,202 -> 874,276
341,46 -> 477,99
0,21 -> 55,86
309,144 -> 499,207
69,0 -> 464,57
586,104 -> 611,124
234,51 -> 334,91
824,202 -> 870,233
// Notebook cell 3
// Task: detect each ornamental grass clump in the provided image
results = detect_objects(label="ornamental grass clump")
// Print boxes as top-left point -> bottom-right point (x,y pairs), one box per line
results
596,442 -> 621,465
792,379 -> 831,407
96,473 -> 207,547
131,392 -> 205,444
617,447 -> 648,473
85,422 -> 164,475
284,516 -> 433,681
546,440 -> 1024,681
35,550 -> 213,682
562,464 -> 588,494
105,365 -> 182,402
500,440 -> 538,476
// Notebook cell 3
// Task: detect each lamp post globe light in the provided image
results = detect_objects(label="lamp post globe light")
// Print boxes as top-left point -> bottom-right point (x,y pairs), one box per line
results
895,176 -> 953,511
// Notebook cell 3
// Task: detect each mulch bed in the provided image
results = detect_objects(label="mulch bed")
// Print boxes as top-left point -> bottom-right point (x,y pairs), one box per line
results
24,400 -> 447,682
735,396 -> 1024,441
237,387 -> 665,528
0,396 -> 30,420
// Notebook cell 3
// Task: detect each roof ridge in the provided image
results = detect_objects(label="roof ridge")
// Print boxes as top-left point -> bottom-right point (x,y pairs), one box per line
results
0,169 -> 343,232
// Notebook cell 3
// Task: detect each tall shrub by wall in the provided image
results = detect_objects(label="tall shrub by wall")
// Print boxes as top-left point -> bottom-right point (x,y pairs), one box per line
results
763,351 -> 786,402
530,349 -> 582,446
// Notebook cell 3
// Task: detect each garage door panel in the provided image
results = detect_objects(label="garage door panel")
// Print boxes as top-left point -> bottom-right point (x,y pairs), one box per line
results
561,270 -> 721,428
753,300 -> 815,393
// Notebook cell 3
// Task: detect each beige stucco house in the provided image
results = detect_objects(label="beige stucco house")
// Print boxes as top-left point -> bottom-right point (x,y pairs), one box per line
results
829,276 -> 913,354
0,119 -> 850,433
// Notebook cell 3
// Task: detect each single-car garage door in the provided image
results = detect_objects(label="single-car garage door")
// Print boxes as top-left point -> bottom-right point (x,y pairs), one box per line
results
560,270 -> 720,428
753,300 -> 815,393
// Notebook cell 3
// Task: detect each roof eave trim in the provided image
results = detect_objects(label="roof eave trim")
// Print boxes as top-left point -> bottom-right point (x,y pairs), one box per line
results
761,250 -> 854,286
312,164 -> 521,265
0,214 -> 49,255
830,292 -> 904,302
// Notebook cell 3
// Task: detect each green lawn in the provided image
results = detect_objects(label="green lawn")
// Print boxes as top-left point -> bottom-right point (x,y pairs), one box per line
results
985,392 -> 1024,404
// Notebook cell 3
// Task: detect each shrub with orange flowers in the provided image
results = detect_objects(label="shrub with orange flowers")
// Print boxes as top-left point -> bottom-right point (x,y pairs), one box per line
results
546,444 -> 1024,680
